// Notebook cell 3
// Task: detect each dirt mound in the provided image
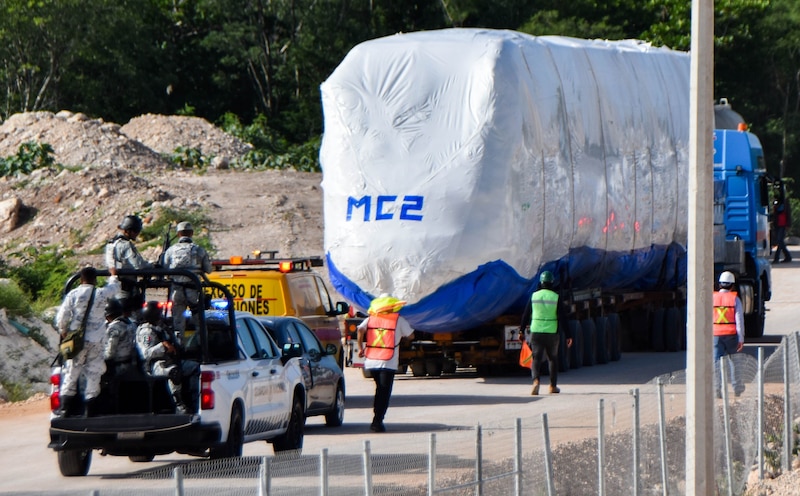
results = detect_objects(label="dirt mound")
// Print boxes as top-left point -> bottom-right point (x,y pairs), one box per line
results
121,114 -> 252,165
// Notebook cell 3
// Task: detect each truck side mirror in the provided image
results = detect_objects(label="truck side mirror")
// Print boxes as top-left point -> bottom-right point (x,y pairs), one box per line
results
333,301 -> 350,316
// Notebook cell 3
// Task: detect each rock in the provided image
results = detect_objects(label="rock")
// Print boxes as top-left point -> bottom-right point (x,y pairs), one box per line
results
0,196 -> 22,233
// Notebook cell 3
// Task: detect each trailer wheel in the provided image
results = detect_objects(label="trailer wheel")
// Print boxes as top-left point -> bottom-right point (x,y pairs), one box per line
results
594,316 -> 609,364
58,449 -> 92,477
568,320 -> 583,369
410,359 -> 427,377
608,313 -> 622,361
664,308 -> 681,352
581,319 -> 597,366
650,308 -> 665,352
362,368 -> 374,379
744,288 -> 766,338
426,358 -> 443,377
442,359 -> 457,374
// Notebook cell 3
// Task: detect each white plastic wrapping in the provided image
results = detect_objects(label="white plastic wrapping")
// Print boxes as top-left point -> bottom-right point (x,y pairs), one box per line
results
320,29 -> 690,330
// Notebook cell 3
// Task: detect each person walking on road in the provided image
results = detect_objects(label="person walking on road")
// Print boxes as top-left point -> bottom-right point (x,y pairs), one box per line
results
162,221 -> 212,344
713,271 -> 745,397
526,271 -> 571,395
772,192 -> 792,263
357,293 -> 415,432
56,266 -> 120,417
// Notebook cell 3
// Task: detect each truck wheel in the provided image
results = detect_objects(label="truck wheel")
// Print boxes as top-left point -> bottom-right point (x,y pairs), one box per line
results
594,316 -> 609,364
273,397 -> 304,454
362,368 -> 374,379
128,454 -> 155,462
210,405 -> 243,459
608,313 -> 622,361
664,308 -> 681,352
650,308 -> 665,352
568,320 -> 583,369
745,291 -> 765,338
410,359 -> 427,377
581,319 -> 596,367
58,449 -> 92,477
442,359 -> 457,374
426,358 -> 443,377
324,384 -> 345,427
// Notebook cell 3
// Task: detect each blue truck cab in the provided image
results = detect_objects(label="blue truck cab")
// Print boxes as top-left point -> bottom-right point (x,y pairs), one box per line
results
712,127 -> 772,338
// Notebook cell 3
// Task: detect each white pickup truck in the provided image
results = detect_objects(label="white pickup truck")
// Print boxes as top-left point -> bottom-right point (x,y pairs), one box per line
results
48,268 -> 308,477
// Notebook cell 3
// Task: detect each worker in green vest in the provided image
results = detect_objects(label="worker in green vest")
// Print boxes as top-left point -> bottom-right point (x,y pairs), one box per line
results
527,271 -> 571,395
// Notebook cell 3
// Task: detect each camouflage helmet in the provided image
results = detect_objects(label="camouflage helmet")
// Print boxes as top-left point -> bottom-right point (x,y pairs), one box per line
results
118,215 -> 143,233
104,298 -> 124,319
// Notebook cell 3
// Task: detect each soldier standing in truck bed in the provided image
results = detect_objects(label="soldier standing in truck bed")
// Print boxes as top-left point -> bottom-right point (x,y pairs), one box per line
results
105,215 -> 152,311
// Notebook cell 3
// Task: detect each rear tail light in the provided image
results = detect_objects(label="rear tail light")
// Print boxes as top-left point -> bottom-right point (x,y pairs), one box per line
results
200,371 -> 215,410
50,372 -> 61,412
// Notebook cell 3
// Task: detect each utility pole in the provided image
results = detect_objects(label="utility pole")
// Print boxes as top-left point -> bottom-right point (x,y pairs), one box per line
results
686,0 -> 715,494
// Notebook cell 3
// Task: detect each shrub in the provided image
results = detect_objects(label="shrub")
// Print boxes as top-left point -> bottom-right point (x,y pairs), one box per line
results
0,141 -> 56,177
0,246 -> 78,310
0,279 -> 32,318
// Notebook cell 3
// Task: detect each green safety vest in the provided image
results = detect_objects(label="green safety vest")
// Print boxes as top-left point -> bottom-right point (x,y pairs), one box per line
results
531,289 -> 559,334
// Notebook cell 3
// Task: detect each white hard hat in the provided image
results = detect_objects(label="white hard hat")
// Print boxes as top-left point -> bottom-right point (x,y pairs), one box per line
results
719,271 -> 735,285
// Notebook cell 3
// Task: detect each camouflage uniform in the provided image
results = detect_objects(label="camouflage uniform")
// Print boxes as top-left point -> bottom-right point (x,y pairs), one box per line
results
162,236 -> 212,342
136,321 -> 197,413
56,276 -> 121,400
104,316 -> 137,375
105,234 -> 152,302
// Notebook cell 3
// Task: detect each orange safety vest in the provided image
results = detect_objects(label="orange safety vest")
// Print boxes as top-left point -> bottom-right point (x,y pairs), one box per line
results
713,291 -> 738,336
365,313 -> 399,360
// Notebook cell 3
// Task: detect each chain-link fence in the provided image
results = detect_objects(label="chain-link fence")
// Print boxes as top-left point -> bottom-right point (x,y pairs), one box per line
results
43,334 -> 800,496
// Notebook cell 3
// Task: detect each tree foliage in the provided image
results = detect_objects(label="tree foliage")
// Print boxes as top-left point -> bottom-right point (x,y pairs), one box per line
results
0,0 -> 798,182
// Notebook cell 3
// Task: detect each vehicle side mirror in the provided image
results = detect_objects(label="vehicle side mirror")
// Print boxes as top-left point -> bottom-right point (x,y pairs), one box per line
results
332,301 -> 349,316
282,342 -> 302,359
325,343 -> 337,356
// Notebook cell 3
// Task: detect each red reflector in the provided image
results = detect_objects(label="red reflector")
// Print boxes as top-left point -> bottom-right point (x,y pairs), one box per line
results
279,261 -> 292,273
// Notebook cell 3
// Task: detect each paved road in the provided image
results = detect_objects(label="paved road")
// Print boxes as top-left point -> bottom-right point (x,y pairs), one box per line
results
1,250 -> 797,494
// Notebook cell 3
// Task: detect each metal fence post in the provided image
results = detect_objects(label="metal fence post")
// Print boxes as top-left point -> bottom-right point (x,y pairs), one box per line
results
598,398 -> 605,496
259,456 -> 271,496
783,338 -> 792,473
720,358 -> 733,496
173,466 -> 184,496
630,388 -> 640,496
363,440 -> 373,496
320,448 -> 329,496
475,424 -> 483,496
542,413 -> 555,496
428,433 -> 436,496
656,378 -> 668,496
758,347 -> 764,481
515,418 -> 523,496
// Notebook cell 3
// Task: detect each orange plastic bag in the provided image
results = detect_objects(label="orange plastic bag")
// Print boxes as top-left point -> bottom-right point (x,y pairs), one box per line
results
519,341 -> 533,369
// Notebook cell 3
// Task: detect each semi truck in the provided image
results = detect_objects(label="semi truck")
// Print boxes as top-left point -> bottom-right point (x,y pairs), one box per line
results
319,29 -> 771,376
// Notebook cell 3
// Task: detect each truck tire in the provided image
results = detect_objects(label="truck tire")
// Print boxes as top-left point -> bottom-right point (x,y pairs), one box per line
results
324,383 -> 345,427
568,320 -> 583,369
442,359 -> 457,374
594,316 -> 609,364
608,313 -> 622,361
664,308 -> 681,352
426,358 -> 443,377
745,288 -> 765,338
210,404 -> 244,459
650,308 -> 665,352
581,319 -> 596,367
58,449 -> 92,477
410,359 -> 427,377
362,368 -> 374,379
273,396 -> 304,453
128,454 -> 155,462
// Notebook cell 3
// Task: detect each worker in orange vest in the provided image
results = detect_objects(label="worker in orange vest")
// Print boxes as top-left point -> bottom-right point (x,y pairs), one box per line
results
356,293 -> 415,433
713,271 -> 745,397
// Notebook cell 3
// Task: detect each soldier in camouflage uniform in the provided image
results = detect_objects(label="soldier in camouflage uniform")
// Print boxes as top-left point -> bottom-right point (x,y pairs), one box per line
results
56,266 -> 120,417
103,298 -> 138,376
135,301 -> 195,414
162,221 -> 212,344
105,214 -> 152,311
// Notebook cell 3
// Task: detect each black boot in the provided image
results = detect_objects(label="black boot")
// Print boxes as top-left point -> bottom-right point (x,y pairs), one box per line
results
172,391 -> 188,414
59,395 -> 78,417
84,397 -> 100,417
